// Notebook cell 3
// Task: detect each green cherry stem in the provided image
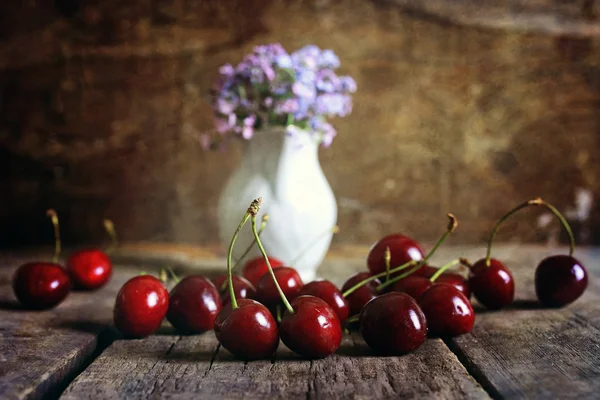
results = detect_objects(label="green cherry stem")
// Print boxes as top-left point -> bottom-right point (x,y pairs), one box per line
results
251,211 -> 295,315
429,258 -> 462,282
384,246 -> 391,282
226,199 -> 260,310
103,219 -> 118,255
46,209 -> 61,264
230,213 -> 270,272
537,199 -> 576,257
345,314 -> 360,324
341,260 -> 418,298
485,198 -> 543,266
376,213 -> 458,292
165,265 -> 180,284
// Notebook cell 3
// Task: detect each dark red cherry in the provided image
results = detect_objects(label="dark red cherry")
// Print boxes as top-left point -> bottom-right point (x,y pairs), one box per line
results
280,295 -> 342,359
66,249 -> 112,290
414,264 -> 439,278
215,298 -> 279,360
535,255 -> 588,307
212,274 -> 256,304
359,292 -> 427,354
391,276 -> 431,300
436,274 -> 471,299
297,280 -> 350,322
367,234 -> 424,278
242,256 -> 284,286
13,262 -> 71,309
341,272 -> 382,316
419,283 -> 474,337
469,258 -> 515,309
113,275 -> 169,338
256,267 -> 303,308
167,276 -> 222,333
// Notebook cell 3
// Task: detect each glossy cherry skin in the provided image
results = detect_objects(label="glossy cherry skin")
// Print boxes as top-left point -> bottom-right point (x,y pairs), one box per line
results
469,258 -> 515,309
413,264 -> 439,278
242,256 -> 284,286
367,234 -> 424,278
212,274 -> 256,304
215,298 -> 279,360
392,276 -> 432,300
66,249 -> 112,290
436,274 -> 471,299
419,283 -> 474,337
256,267 -> 304,308
297,280 -> 350,322
113,275 -> 169,338
280,295 -> 342,359
167,276 -> 222,333
13,262 -> 71,309
341,272 -> 382,316
359,292 -> 427,354
535,255 -> 588,307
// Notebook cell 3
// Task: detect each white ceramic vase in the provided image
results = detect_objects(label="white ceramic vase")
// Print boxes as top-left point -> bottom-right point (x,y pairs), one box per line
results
217,126 -> 337,283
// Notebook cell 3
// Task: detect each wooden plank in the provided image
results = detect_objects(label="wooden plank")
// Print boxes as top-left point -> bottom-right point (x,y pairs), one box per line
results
439,247 -> 600,400
0,254 -> 141,400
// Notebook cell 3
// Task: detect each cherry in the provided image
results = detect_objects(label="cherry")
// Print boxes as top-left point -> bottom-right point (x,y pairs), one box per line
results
367,234 -> 424,278
436,273 -> 471,299
13,209 -> 71,309
216,298 -> 279,360
66,249 -> 112,290
535,255 -> 588,307
13,262 -> 71,309
297,280 -> 350,322
419,283 -> 474,337
256,266 -> 303,308
242,256 -> 284,286
341,272 -> 382,316
391,276 -> 432,300
360,292 -> 427,354
391,258 -> 468,300
469,258 -> 514,309
279,295 -> 342,358
113,275 -> 169,338
212,274 -> 256,304
166,275 -> 222,333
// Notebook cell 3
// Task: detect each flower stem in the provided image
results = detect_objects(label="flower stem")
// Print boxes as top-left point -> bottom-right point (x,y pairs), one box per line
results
429,258 -> 461,282
485,198 -> 543,266
46,209 -> 61,264
251,214 -> 295,314
537,199 -> 576,256
341,260 -> 417,298
103,219 -> 118,254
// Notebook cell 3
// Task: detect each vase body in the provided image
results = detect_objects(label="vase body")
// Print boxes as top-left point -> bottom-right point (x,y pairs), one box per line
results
217,127 -> 337,283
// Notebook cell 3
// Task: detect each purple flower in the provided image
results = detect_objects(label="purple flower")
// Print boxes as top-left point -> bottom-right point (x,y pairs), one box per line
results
319,50 -> 340,68
315,94 -> 346,116
339,76 -> 357,93
219,64 -> 235,76
275,99 -> 300,114
292,82 -> 316,99
216,97 -> 237,115
214,118 -> 231,134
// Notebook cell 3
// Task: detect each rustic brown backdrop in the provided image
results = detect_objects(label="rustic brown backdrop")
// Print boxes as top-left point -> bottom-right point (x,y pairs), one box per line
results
1,0 -> 599,249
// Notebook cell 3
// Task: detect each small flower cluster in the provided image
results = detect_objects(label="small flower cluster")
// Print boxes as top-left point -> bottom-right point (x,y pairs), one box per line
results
203,43 -> 356,149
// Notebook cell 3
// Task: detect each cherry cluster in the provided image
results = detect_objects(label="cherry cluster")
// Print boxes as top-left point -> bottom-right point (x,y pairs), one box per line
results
12,210 -> 114,309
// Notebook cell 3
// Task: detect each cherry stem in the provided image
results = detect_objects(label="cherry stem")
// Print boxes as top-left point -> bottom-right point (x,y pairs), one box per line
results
537,199 -> 576,257
346,314 -> 360,324
251,213 -> 295,315
384,246 -> 391,282
341,260 -> 418,298
227,199 -> 261,310
289,225 -> 339,266
429,258 -> 461,282
276,304 -> 282,323
376,213 -> 458,291
46,209 -> 61,264
165,265 -> 180,284
159,268 -> 168,284
485,198 -> 543,266
103,219 -> 118,254
230,213 -> 269,275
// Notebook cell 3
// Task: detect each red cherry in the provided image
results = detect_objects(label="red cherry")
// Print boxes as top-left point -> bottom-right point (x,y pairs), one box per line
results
419,283 -> 474,337
166,276 -> 222,333
359,292 -> 427,354
535,255 -> 588,307
341,272 -> 381,316
436,273 -> 471,299
66,249 -> 112,290
413,264 -> 439,278
242,256 -> 284,286
215,298 -> 279,360
391,276 -> 431,300
113,275 -> 169,338
256,267 -> 303,308
280,295 -> 342,359
366,234 -> 424,278
12,262 -> 71,309
297,280 -> 350,322
469,258 -> 515,309
212,274 -> 256,304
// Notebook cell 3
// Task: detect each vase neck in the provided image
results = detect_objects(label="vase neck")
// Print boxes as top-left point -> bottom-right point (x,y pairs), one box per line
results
245,126 -> 319,158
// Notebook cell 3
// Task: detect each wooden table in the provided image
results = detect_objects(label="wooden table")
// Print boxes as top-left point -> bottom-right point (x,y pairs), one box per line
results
1,245 -> 600,399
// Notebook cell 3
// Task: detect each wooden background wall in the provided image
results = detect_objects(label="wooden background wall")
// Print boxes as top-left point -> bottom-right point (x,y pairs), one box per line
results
0,0 -> 599,248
